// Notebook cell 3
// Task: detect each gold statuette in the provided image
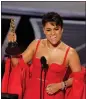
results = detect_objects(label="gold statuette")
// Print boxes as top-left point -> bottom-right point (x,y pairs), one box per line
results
5,18 -> 20,55
10,19 -> 15,33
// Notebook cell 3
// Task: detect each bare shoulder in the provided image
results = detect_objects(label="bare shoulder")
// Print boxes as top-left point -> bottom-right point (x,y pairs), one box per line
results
62,42 -> 78,56
35,38 -> 47,48
27,39 -> 40,50
67,47 -> 81,72
29,39 -> 40,46
68,47 -> 79,58
62,42 -> 81,72
21,39 -> 41,63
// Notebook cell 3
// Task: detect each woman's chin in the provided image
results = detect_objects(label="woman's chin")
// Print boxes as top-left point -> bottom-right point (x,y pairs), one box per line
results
50,40 -> 61,46
51,42 -> 58,46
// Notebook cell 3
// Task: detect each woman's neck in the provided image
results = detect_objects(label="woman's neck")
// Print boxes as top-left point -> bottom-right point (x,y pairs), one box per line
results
46,39 -> 62,50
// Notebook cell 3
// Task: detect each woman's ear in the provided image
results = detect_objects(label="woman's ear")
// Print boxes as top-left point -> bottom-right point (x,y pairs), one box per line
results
61,28 -> 63,34
61,28 -> 63,38
43,28 -> 46,35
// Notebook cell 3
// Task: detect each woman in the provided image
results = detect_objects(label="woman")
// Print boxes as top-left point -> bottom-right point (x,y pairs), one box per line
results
4,12 -> 84,99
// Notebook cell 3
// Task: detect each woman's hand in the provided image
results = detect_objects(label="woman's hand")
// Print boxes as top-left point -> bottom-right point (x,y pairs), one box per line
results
7,32 -> 17,42
46,83 -> 62,95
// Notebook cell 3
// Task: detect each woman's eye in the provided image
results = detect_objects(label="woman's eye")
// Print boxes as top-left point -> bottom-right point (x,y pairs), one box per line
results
46,30 -> 50,31
55,28 -> 59,30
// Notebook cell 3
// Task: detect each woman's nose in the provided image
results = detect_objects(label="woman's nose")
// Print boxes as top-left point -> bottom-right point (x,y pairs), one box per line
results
51,30 -> 55,35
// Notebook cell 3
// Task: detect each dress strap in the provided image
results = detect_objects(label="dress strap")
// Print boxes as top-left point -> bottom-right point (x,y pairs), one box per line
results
62,47 -> 70,65
33,39 -> 41,58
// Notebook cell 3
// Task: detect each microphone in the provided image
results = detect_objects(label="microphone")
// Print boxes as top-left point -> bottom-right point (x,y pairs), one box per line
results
40,56 -> 46,64
40,56 -> 48,70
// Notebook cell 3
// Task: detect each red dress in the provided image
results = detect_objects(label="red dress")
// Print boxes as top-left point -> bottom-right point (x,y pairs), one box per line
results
23,40 -> 70,99
2,40 -> 85,99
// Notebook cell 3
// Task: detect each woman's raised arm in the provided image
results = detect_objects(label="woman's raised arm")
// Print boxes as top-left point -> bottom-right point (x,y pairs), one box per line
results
7,32 -> 37,66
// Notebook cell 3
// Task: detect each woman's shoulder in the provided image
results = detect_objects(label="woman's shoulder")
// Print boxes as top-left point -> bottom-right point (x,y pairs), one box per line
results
34,39 -> 46,45
30,39 -> 45,48
62,42 -> 77,55
30,39 -> 41,45
64,43 -> 79,59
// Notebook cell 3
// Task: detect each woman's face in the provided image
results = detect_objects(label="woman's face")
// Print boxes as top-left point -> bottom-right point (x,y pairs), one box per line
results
43,22 -> 63,45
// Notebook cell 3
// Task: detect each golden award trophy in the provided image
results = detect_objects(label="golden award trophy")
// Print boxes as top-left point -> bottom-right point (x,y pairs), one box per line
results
10,19 -> 15,33
5,19 -> 20,55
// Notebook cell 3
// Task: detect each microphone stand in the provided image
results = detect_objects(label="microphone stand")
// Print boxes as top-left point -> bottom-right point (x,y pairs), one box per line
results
2,19 -> 20,99
40,63 -> 48,99
42,64 -> 48,99
40,64 -> 43,99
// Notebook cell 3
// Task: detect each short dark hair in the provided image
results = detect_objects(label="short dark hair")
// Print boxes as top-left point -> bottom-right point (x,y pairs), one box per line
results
42,12 -> 63,28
